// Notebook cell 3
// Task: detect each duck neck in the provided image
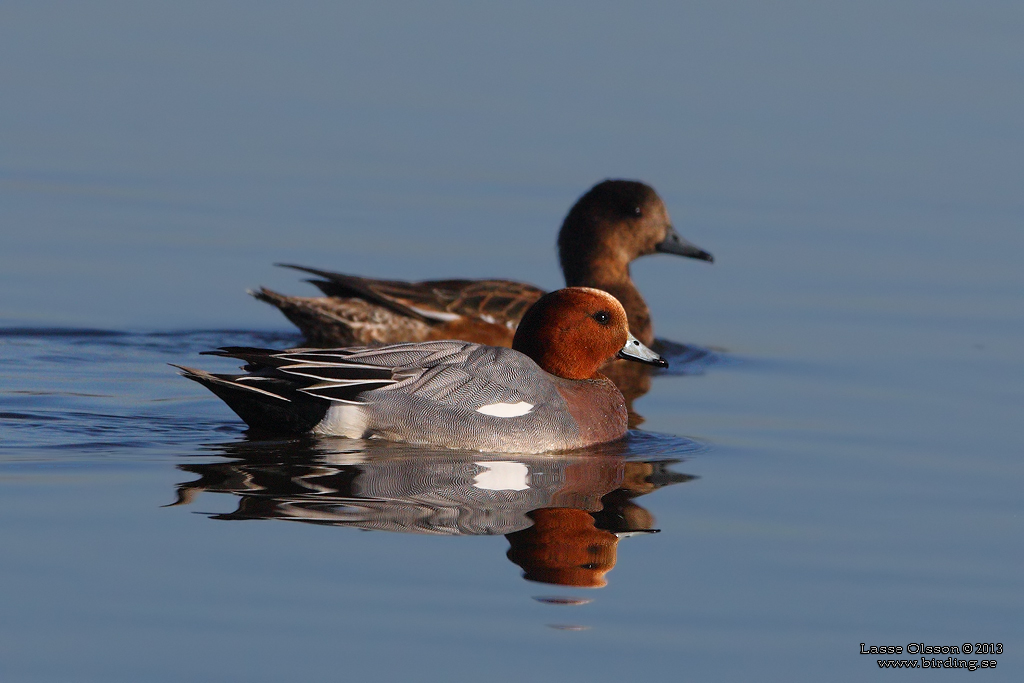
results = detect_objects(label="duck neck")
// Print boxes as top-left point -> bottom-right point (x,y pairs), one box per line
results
602,280 -> 653,346
561,238 -> 628,289
562,256 -> 653,346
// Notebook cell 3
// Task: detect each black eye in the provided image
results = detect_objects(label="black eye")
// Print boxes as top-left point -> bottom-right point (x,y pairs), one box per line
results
633,206 -> 642,216
593,311 -> 610,325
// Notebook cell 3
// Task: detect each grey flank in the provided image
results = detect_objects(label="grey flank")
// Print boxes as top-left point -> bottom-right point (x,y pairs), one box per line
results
298,341 -> 582,452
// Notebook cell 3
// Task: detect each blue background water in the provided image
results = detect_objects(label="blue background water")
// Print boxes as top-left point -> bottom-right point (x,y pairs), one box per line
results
1,2 -> 1021,681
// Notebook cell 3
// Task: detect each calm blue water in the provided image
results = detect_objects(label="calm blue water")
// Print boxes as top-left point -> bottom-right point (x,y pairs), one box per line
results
1,2 -> 1022,681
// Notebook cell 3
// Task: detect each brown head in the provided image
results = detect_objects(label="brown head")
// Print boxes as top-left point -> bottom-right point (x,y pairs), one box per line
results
512,287 -> 666,380
557,179 -> 713,287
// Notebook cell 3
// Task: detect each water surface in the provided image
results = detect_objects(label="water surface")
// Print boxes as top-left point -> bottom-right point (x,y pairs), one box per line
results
1,2 -> 1022,681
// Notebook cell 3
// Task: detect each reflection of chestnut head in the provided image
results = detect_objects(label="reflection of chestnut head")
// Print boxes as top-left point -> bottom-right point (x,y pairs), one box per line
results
505,508 -> 619,588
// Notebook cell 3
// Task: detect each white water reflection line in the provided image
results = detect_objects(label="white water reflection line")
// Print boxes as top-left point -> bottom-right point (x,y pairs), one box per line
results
533,596 -> 593,606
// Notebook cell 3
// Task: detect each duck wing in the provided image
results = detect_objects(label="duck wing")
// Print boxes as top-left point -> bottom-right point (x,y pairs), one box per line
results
278,265 -> 544,328
193,341 -> 549,410
179,341 -> 572,448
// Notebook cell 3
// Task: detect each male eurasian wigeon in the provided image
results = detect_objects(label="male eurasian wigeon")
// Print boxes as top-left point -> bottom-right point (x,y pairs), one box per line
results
176,287 -> 667,453
253,180 -> 712,349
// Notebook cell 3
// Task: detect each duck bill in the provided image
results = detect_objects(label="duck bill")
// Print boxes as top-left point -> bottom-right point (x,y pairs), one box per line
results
617,332 -> 668,368
655,226 -> 714,263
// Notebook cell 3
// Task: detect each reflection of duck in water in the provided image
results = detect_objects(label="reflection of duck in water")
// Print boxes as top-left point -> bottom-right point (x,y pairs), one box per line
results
507,508 -> 620,588
170,436 -> 697,587
505,456 -> 680,588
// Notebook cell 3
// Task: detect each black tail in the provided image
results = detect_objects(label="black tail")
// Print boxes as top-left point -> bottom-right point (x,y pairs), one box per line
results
173,365 -> 328,434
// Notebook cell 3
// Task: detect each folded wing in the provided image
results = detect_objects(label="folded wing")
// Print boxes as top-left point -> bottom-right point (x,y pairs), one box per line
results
279,265 -> 544,328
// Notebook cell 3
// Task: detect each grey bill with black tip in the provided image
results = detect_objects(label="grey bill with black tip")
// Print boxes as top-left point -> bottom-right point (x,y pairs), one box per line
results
655,226 -> 714,263
617,332 -> 669,368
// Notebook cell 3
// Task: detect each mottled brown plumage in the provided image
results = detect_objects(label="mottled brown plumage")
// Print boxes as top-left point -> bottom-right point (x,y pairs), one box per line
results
253,179 -> 712,348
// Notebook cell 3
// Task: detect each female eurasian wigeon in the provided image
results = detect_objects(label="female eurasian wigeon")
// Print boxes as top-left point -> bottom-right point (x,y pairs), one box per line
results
253,180 -> 712,348
176,288 -> 667,453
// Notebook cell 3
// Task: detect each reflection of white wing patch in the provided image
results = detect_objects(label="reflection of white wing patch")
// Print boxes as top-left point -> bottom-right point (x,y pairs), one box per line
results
475,401 -> 534,417
473,461 -> 530,491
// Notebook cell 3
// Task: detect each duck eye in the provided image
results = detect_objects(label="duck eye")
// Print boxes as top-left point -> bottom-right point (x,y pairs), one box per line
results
592,311 -> 611,325
633,206 -> 642,216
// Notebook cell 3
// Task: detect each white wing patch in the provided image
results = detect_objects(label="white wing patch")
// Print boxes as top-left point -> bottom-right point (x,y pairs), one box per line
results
473,461 -> 530,491
409,306 -> 461,322
475,401 -> 534,417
